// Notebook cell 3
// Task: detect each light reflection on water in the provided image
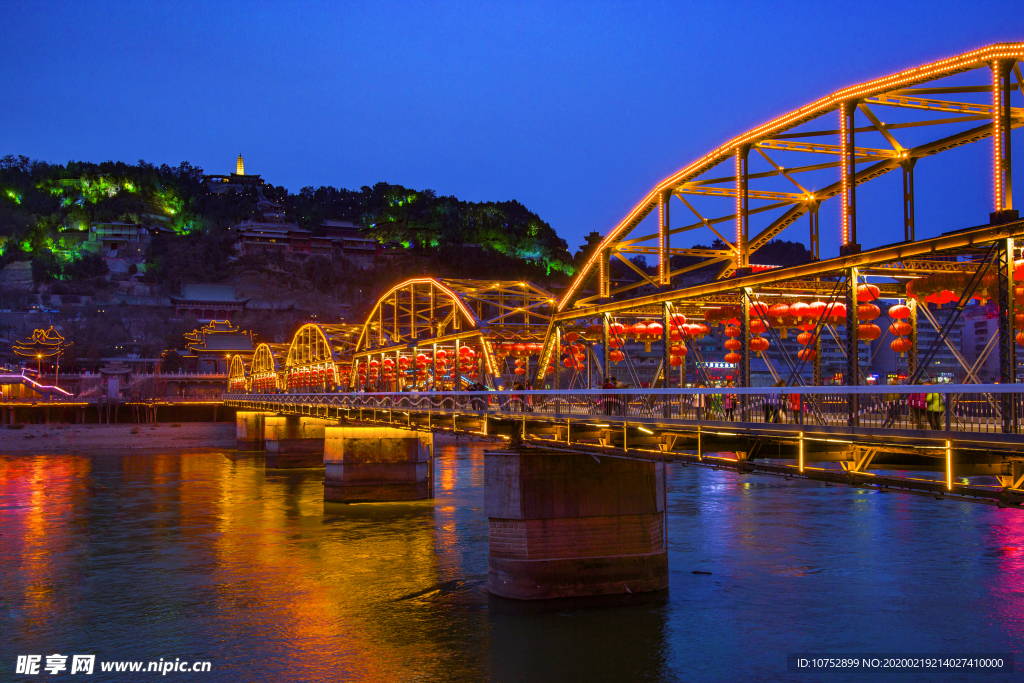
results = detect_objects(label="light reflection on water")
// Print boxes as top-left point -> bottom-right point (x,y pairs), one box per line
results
1,441 -> 1023,682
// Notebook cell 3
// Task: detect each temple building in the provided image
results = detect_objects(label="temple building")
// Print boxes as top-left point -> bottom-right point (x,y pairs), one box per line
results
180,320 -> 255,373
170,283 -> 250,321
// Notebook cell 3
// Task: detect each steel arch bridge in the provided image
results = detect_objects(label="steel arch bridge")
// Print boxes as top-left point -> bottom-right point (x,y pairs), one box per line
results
239,44 -> 1024,404
533,43 -> 1024,394
223,44 -> 1024,509
349,278 -> 555,389
281,323 -> 362,392
562,43 -> 1023,308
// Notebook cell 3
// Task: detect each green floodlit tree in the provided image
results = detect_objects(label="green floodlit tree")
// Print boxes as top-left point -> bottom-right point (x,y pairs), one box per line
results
0,156 -> 575,288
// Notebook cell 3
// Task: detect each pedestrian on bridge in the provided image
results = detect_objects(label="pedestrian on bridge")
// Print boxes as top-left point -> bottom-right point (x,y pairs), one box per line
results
723,383 -> 736,421
908,388 -> 927,429
925,382 -> 945,430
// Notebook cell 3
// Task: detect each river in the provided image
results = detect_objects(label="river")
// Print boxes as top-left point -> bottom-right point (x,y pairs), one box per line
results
2,440 -> 1022,682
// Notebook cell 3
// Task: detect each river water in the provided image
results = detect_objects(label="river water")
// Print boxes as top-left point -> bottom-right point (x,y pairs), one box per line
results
2,440 -> 1023,682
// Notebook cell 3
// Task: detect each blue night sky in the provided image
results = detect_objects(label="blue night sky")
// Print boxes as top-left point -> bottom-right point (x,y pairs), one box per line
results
1,1 -> 1020,259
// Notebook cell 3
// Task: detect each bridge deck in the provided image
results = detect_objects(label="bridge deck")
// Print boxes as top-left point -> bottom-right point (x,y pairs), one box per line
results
226,386 -> 1024,509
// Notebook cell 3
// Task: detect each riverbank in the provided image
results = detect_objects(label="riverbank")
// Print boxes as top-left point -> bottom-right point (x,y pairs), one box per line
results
0,422 -> 236,453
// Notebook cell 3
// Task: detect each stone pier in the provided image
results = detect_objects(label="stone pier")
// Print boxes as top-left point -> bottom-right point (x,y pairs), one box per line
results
323,426 -> 433,503
236,411 -> 275,449
263,416 -> 334,468
485,449 -> 668,600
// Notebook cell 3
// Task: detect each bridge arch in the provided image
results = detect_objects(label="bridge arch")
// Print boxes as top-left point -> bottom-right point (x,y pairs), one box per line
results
284,323 -> 361,392
561,43 -> 1024,310
351,278 -> 556,390
249,343 -> 284,393
227,354 -> 248,393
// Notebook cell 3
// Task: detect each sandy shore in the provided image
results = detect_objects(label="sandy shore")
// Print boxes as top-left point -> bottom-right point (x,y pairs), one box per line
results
0,422 -> 236,454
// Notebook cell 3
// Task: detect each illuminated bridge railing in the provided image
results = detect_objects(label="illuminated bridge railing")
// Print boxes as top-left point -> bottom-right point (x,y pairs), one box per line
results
226,385 -> 1024,437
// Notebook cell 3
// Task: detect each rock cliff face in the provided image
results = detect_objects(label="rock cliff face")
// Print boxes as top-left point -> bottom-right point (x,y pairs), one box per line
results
0,261 -> 33,290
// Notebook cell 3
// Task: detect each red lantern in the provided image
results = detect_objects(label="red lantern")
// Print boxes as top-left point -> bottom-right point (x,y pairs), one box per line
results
610,322 -> 626,336
750,301 -> 770,317
670,344 -> 687,357
724,339 -> 741,351
889,321 -> 912,337
513,343 -> 526,355
724,352 -> 741,364
646,321 -> 664,337
857,303 -> 880,321
891,338 -> 912,355
888,304 -> 911,319
829,302 -> 847,321
856,283 -> 880,302
797,348 -> 816,361
698,324 -> 710,336
725,326 -> 741,338
791,302 -> 810,319
858,323 -> 882,341
670,356 -> 684,366
670,313 -> 686,327
609,350 -> 625,363
435,349 -> 448,360
750,336 -> 769,353
796,331 -> 816,346
1017,332 -> 1024,346
562,358 -> 574,368
631,322 -> 648,338
514,367 -> 526,375
750,319 -> 768,334
565,332 -> 580,343
586,324 -> 603,336
768,303 -> 790,322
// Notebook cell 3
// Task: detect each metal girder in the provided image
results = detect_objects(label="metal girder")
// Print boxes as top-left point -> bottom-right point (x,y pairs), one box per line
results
746,119 -> 1007,253
676,184 -> 806,203
618,247 -> 733,258
866,260 -> 983,275
756,139 -> 899,159
864,93 -> 1023,118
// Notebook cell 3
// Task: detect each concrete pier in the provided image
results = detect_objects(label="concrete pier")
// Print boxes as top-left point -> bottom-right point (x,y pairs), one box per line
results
263,416 -> 334,468
323,426 -> 433,503
485,448 -> 668,600
236,411 -> 275,449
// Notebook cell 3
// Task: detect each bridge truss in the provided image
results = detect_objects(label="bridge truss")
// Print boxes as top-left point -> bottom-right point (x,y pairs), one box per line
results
236,44 -> 1024,434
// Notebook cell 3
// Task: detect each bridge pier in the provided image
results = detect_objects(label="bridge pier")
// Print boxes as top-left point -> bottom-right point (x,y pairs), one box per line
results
236,411 -> 275,449
485,448 -> 668,600
323,426 -> 433,503
264,416 -> 333,468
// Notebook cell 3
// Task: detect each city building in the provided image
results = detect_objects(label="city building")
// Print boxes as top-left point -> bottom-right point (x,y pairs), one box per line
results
960,301 -> 1001,382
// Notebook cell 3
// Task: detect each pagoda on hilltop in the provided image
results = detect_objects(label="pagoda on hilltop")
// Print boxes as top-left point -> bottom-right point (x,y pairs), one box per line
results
204,153 -> 264,193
